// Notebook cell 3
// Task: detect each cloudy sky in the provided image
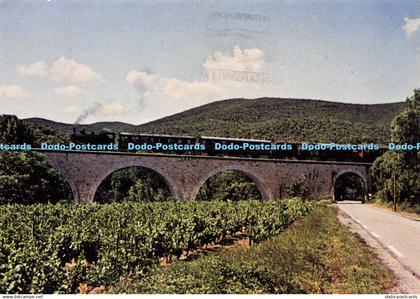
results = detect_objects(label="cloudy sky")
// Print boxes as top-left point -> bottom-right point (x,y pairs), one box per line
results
0,0 -> 419,124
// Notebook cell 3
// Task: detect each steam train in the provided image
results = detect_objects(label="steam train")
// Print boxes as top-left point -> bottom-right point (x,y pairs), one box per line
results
71,127 -> 386,163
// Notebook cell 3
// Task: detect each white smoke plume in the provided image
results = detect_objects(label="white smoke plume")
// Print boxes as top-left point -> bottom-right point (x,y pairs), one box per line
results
74,102 -> 101,124
73,102 -> 128,124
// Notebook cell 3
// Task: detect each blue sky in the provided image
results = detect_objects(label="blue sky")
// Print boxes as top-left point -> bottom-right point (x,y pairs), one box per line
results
0,0 -> 419,124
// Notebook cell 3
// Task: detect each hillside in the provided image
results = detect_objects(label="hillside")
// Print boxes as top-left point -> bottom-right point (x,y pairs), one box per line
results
22,98 -> 406,143
136,98 -> 406,143
23,118 -> 136,134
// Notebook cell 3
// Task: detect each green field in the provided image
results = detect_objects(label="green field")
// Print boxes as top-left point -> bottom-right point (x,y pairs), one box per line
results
108,204 -> 396,294
0,199 -> 313,294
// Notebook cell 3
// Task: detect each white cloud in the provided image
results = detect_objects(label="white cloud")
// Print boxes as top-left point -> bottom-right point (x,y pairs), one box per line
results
64,102 -> 129,123
96,102 -> 128,115
17,61 -> 48,77
54,85 -> 83,97
126,47 -> 269,121
0,85 -> 29,99
50,57 -> 101,83
126,71 -> 160,95
403,17 -> 420,39
126,46 -> 267,101
126,70 -> 226,104
17,57 -> 101,84
126,71 -> 159,85
202,46 -> 265,72
62,105 -> 81,115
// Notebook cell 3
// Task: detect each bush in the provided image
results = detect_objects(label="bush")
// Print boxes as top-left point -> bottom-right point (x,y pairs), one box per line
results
286,175 -> 309,199
0,152 -> 72,204
197,171 -> 261,201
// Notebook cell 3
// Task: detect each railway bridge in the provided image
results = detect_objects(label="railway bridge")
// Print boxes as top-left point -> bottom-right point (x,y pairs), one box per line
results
39,150 -> 372,203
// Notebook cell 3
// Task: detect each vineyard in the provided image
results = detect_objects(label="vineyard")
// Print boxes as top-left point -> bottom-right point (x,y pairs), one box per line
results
0,199 -> 314,294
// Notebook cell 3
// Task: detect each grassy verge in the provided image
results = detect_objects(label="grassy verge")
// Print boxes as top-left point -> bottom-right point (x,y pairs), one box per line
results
107,204 -> 396,294
370,199 -> 420,218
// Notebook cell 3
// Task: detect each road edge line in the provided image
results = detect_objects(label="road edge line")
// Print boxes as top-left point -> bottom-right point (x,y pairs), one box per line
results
335,205 -> 420,281
365,204 -> 420,222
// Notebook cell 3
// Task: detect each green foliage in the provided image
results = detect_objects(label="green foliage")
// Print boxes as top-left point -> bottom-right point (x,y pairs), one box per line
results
372,151 -> 399,200
0,115 -> 34,144
23,117 -> 135,136
108,205 -> 395,294
96,170 -> 261,203
334,173 -> 365,200
373,197 -> 420,215
372,90 -> 420,205
197,171 -> 261,201
286,175 -> 309,199
137,98 -> 405,143
112,257 -> 277,294
0,199 -> 313,294
391,92 -> 420,145
30,125 -> 69,144
94,168 -> 171,203
0,115 -> 72,204
0,152 -> 72,204
22,99 -> 405,143
128,179 -> 170,202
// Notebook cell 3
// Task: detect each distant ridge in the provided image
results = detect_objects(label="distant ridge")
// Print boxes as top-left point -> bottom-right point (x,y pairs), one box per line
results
23,97 -> 406,143
136,97 -> 406,143
23,117 -> 136,134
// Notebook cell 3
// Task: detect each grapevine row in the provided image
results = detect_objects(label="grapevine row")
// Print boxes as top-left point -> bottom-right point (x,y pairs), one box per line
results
0,199 -> 314,293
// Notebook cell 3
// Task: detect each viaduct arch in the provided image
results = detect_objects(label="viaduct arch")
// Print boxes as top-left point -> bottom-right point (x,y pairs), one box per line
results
40,150 -> 371,203
190,164 -> 272,201
331,169 -> 369,201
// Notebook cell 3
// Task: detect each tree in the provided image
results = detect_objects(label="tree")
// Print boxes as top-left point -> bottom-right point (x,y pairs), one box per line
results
334,173 -> 365,200
372,90 -> 420,205
94,168 -> 171,203
0,152 -> 72,204
0,114 -> 34,144
286,175 -> 310,199
0,115 -> 72,204
196,171 -> 261,201
128,179 -> 169,202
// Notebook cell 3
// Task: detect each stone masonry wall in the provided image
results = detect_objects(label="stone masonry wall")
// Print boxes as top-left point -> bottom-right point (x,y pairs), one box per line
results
42,151 -> 371,203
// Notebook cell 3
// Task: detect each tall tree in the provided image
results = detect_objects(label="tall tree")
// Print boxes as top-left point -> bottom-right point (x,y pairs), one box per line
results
0,152 -> 72,204
372,90 -> 420,204
0,115 -> 71,204
0,114 -> 34,144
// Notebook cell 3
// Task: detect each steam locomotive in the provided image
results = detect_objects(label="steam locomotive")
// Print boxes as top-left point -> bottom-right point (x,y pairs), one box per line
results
70,127 -> 386,162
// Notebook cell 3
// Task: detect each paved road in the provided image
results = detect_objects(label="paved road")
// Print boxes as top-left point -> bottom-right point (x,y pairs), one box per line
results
336,201 -> 420,278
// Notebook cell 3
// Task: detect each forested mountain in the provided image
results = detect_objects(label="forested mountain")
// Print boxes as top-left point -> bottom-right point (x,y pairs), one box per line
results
23,98 -> 406,143
23,117 -> 136,134
136,98 -> 405,143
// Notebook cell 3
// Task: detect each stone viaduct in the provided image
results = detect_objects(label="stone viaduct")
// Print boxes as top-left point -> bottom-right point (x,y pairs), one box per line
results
39,150 -> 372,203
